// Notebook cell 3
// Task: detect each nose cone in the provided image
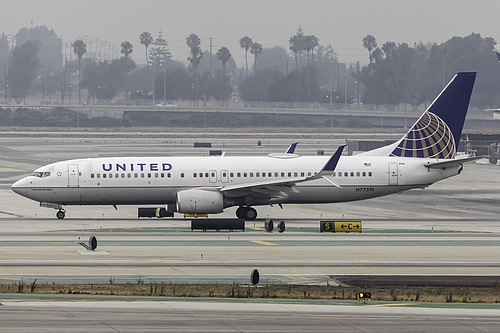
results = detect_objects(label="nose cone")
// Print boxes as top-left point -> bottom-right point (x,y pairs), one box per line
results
11,177 -> 27,197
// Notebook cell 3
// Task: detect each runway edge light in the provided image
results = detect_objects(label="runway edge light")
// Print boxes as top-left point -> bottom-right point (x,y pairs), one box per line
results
358,292 -> 371,301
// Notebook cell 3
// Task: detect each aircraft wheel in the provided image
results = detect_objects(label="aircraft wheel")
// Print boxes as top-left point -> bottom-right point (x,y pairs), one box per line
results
244,207 -> 257,220
56,210 -> 66,219
236,206 -> 245,219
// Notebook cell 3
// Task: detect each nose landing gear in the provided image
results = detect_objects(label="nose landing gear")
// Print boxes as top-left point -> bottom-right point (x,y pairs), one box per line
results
56,209 -> 66,219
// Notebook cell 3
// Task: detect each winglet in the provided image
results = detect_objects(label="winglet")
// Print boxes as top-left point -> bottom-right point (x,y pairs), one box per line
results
286,142 -> 299,154
321,145 -> 345,172
495,50 -> 500,62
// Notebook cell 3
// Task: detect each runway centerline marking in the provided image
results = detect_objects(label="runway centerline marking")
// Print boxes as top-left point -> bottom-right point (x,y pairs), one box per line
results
251,240 -> 278,246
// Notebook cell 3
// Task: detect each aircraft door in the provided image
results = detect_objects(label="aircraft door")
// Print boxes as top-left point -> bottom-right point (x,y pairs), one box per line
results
388,163 -> 398,186
209,170 -> 217,183
220,170 -> 229,183
68,164 -> 80,187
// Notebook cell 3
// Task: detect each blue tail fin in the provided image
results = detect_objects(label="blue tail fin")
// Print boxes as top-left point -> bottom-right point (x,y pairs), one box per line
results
390,72 -> 476,159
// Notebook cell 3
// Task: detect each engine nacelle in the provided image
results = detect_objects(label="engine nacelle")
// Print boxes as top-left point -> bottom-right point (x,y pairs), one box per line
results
176,189 -> 224,214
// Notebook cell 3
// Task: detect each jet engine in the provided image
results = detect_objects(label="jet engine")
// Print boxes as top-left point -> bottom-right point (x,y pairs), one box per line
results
176,189 -> 224,214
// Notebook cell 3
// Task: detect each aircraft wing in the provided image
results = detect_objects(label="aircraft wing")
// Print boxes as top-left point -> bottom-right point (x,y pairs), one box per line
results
424,155 -> 484,169
220,145 -> 345,193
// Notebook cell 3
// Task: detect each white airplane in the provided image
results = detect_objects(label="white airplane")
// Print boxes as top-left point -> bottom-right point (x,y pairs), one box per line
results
12,72 -> 479,220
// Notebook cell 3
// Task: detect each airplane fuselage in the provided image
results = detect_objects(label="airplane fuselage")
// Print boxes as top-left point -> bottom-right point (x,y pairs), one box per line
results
12,154 -> 459,207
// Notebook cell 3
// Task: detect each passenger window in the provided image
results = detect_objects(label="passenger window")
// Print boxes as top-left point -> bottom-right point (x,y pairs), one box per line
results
128,173 -> 131,178
363,172 -> 366,177
256,172 -> 260,177
338,173 -> 342,177
294,172 -> 298,177
134,173 -> 138,178
268,172 -> 272,177
344,172 -> 348,177
308,172 -> 311,176
249,172 -> 253,177
155,173 -> 158,178
356,172 -> 360,177
288,172 -> 292,177
168,173 -> 171,178
205,173 -> 209,177
91,174 -> 94,179
193,173 -> 197,178
199,173 -> 203,178
121,173 -> 125,178
103,174 -> 107,178
274,172 -> 278,177
141,173 -> 145,178
332,172 -> 336,177
230,172 -> 234,177
147,173 -> 151,178
280,172 -> 284,177
161,173 -> 164,178
181,173 -> 184,178
368,172 -> 372,177
243,172 -> 247,177
301,172 -> 304,177
351,172 -> 354,177
115,173 -> 119,178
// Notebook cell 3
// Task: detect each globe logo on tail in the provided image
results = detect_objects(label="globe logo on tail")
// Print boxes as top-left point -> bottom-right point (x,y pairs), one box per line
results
390,111 -> 456,159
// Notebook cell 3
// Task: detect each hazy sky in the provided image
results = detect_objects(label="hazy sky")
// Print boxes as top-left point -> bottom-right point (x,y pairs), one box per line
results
3,0 -> 500,66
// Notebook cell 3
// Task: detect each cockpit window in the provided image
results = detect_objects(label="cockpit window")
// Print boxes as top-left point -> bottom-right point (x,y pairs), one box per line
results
30,172 -> 51,178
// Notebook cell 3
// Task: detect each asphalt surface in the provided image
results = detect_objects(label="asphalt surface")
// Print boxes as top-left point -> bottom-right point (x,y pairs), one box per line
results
1,131 -> 500,331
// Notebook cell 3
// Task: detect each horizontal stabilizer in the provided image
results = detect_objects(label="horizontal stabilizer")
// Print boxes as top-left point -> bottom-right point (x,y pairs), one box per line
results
424,156 -> 484,169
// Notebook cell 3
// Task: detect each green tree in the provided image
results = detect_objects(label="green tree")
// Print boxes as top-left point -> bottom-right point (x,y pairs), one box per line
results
239,36 -> 252,77
139,31 -> 153,66
250,42 -> 262,73
216,47 -> 231,78
120,41 -> 133,59
362,34 -> 377,63
289,27 -> 306,69
15,25 -> 62,73
72,39 -> 87,105
119,42 -> 135,100
186,33 -> 203,104
149,29 -> 172,72
81,58 -> 132,101
7,40 -> 39,102
304,35 -> 319,101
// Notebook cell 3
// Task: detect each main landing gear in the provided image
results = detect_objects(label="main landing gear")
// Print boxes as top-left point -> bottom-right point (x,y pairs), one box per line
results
56,209 -> 66,219
236,206 -> 257,220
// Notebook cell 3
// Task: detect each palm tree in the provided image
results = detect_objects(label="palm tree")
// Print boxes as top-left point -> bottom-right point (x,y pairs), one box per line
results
249,42 -> 262,74
120,41 -> 133,59
120,41 -> 134,99
216,47 -> 231,78
362,35 -> 377,63
304,35 -> 319,102
304,35 -> 319,64
139,31 -> 153,66
72,39 -> 86,105
186,33 -> 203,105
239,36 -> 252,77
